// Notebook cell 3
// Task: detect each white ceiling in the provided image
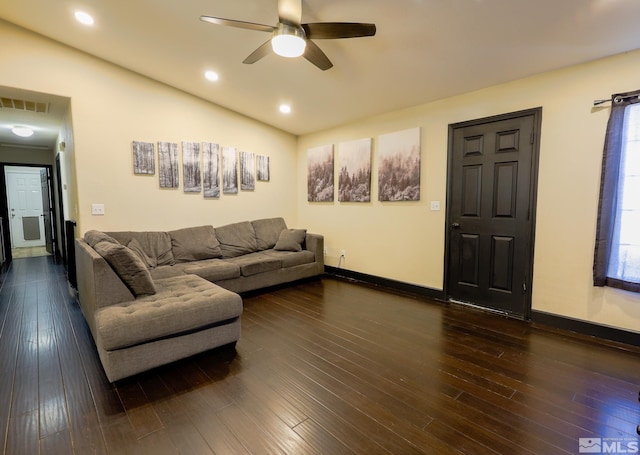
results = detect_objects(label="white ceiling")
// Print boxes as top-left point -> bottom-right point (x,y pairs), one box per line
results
1,0 -> 640,149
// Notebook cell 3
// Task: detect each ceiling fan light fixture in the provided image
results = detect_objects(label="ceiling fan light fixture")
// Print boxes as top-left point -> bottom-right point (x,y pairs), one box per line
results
271,24 -> 306,58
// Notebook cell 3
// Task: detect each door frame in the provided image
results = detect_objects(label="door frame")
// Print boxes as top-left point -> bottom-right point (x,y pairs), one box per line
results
0,162 -> 57,264
443,107 -> 542,320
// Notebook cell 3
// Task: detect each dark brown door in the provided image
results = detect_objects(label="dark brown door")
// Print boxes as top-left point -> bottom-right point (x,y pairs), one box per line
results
40,168 -> 54,255
446,109 -> 540,318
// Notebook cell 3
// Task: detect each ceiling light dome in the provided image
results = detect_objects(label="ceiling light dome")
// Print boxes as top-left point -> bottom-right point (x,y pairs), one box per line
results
271,23 -> 306,58
11,126 -> 34,138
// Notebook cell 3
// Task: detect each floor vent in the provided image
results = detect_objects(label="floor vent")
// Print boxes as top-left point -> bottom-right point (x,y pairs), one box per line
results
0,97 -> 49,113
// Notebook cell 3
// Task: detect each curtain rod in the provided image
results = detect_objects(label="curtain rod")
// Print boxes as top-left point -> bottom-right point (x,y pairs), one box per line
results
593,93 -> 640,106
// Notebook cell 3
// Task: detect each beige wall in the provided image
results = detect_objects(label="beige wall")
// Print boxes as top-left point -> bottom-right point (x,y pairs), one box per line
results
3,19 -> 640,332
0,146 -> 54,166
297,49 -> 640,332
0,20 -> 298,236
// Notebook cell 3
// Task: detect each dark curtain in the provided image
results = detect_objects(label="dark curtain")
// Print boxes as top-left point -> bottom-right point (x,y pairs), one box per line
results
593,89 -> 640,292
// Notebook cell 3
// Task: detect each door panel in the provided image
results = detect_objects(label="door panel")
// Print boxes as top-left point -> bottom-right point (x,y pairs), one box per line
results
447,110 -> 540,317
5,168 -> 46,248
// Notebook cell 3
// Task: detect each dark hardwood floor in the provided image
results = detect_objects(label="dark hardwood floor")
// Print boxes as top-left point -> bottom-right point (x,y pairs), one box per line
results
1,256 -> 640,454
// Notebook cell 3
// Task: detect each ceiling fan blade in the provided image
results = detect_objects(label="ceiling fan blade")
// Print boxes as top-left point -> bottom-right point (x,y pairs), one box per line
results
200,15 -> 275,33
302,22 -> 376,39
243,40 -> 273,64
304,40 -> 333,71
277,0 -> 302,25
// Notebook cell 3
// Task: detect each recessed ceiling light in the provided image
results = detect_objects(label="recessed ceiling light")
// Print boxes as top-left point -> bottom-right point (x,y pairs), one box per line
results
204,70 -> 219,82
279,104 -> 292,114
11,126 -> 34,138
74,11 -> 95,26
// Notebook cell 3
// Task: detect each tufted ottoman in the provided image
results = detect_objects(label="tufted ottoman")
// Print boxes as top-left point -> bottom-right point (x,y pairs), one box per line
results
94,274 -> 242,382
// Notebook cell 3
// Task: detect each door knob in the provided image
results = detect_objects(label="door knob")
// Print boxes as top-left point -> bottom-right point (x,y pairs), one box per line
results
451,222 -> 460,229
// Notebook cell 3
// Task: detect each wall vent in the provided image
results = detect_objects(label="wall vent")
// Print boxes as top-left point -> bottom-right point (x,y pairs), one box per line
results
0,97 -> 49,113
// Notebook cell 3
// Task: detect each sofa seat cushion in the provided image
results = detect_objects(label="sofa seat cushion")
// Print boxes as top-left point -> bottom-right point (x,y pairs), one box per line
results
262,249 -> 316,268
149,262 -> 194,280
183,259 -> 241,282
96,275 -> 242,351
226,252 -> 282,277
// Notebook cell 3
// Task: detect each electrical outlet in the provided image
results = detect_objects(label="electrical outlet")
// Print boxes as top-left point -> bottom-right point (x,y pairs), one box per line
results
340,249 -> 346,258
323,248 -> 327,255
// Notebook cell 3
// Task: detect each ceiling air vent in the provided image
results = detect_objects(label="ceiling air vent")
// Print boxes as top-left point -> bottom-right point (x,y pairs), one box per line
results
0,97 -> 49,113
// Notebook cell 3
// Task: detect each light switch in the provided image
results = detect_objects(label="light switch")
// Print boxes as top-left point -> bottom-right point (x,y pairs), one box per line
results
91,203 -> 105,215
430,201 -> 441,211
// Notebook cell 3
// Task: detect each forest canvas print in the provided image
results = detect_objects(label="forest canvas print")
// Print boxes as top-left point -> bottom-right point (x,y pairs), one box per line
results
307,144 -> 334,202
202,142 -> 220,198
222,146 -> 238,194
182,142 -> 201,193
257,155 -> 270,182
378,127 -> 421,201
158,142 -> 179,188
240,151 -> 255,191
132,141 -> 155,175
338,138 -> 371,202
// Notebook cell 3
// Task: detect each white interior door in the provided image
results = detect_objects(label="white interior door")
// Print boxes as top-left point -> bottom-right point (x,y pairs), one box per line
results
5,167 -> 46,248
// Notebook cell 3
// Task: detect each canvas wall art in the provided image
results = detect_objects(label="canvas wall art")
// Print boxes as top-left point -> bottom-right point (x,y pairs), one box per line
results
338,138 -> 371,202
222,146 -> 238,194
182,142 -> 201,193
257,155 -> 270,181
240,151 -> 256,191
202,142 -> 220,198
158,141 -> 179,188
307,144 -> 334,202
132,141 -> 155,175
378,127 -> 421,201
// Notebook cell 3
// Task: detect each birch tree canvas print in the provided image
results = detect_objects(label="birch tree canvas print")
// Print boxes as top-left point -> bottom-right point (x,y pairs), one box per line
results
158,142 -> 179,188
132,141 -> 155,174
222,146 -> 238,194
378,127 -> 421,201
338,138 -> 371,202
182,142 -> 201,193
202,142 -> 220,198
257,155 -> 270,181
240,151 -> 255,191
307,144 -> 334,202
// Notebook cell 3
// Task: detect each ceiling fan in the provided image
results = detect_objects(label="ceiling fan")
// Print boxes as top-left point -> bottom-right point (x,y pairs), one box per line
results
200,0 -> 376,71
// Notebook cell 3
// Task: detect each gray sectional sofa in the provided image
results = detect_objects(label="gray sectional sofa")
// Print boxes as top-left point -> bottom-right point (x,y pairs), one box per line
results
75,217 -> 324,382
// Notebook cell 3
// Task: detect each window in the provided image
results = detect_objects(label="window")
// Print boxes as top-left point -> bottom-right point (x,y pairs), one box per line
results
594,90 -> 640,293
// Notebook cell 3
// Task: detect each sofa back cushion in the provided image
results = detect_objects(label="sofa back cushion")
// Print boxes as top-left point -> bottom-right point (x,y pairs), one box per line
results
252,217 -> 287,250
169,225 -> 223,262
215,221 -> 259,258
91,235 -> 156,296
106,231 -> 175,267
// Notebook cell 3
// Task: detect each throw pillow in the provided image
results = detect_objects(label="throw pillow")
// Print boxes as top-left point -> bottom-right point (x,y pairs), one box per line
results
93,240 -> 156,296
127,238 -> 157,269
274,229 -> 307,252
84,230 -> 119,248
169,225 -> 223,262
